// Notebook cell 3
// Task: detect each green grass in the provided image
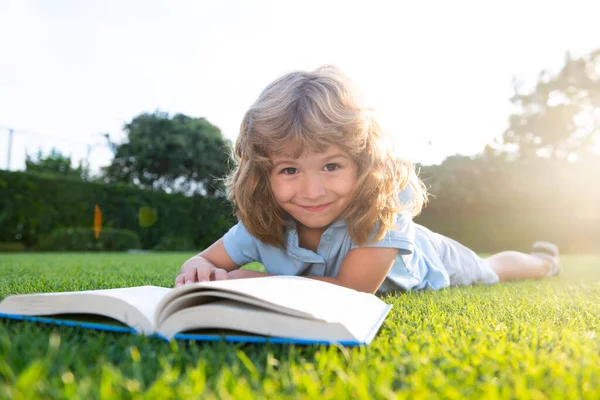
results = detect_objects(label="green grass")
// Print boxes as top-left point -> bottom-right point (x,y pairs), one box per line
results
0,253 -> 599,399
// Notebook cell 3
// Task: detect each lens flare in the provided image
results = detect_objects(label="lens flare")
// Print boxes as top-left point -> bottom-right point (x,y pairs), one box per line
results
94,205 -> 102,239
139,206 -> 158,227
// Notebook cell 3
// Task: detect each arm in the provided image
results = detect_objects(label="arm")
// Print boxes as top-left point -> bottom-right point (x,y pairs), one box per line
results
228,247 -> 399,294
175,239 -> 241,286
198,238 -> 240,271
322,247 -> 398,293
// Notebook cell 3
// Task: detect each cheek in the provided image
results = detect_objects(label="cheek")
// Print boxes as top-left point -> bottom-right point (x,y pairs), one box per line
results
336,172 -> 359,196
341,183 -> 357,197
269,177 -> 294,202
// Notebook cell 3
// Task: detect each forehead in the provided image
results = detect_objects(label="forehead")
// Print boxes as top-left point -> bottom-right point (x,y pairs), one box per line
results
269,143 -> 348,160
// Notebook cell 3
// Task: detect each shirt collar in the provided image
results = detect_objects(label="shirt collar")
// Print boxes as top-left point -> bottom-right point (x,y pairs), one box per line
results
284,218 -> 346,261
284,218 -> 347,234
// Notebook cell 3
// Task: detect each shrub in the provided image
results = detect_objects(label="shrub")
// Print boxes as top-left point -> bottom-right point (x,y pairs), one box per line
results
0,170 -> 235,250
0,242 -> 26,252
37,227 -> 142,252
153,236 -> 196,251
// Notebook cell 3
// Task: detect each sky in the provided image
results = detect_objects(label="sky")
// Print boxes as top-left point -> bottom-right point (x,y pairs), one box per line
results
1,0 -> 599,173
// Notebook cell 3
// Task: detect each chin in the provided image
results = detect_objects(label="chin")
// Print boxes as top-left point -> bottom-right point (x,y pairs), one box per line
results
295,217 -> 335,230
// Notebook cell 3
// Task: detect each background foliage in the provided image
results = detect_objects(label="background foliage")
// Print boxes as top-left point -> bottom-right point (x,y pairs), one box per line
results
101,111 -> 232,197
0,170 -> 234,251
416,155 -> 600,253
25,148 -> 90,182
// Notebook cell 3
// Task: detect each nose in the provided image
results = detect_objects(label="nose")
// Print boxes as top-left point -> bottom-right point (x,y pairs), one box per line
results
300,174 -> 327,200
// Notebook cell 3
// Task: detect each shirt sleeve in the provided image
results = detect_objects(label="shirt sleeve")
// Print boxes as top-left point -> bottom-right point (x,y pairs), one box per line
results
350,185 -> 417,255
222,221 -> 261,266
350,211 -> 415,255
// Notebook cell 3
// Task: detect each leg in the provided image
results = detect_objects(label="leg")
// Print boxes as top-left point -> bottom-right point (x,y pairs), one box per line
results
486,251 -> 551,281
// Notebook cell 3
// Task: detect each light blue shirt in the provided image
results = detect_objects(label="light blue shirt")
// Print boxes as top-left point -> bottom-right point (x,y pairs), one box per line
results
222,193 -> 452,294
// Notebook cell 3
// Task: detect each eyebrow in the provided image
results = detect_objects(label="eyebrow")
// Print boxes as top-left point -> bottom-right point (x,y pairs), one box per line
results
271,153 -> 350,168
321,153 -> 350,162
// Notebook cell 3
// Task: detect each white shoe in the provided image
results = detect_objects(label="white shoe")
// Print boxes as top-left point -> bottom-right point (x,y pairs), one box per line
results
531,241 -> 561,277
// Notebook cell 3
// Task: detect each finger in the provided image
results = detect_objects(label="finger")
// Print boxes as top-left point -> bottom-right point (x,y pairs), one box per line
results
195,267 -> 212,283
184,269 -> 198,284
212,268 -> 229,281
175,274 -> 185,287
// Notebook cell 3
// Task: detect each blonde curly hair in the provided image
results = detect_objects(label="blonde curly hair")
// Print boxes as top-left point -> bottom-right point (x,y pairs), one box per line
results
225,65 -> 427,248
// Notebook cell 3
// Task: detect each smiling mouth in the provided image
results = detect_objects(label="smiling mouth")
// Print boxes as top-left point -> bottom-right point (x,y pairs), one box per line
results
298,202 -> 334,212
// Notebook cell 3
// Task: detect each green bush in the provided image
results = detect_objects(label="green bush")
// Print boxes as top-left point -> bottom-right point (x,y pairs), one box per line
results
0,170 -> 235,250
37,227 -> 142,252
153,236 -> 196,251
0,242 -> 26,252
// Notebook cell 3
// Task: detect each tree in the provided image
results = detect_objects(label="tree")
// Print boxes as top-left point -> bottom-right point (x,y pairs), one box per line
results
102,111 -> 232,196
25,148 -> 89,180
503,49 -> 600,161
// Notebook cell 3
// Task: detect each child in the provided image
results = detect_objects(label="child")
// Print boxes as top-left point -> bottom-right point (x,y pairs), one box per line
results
175,66 -> 561,294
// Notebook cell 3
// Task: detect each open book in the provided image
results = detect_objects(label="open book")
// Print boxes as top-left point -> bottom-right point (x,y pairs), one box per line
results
0,276 -> 391,345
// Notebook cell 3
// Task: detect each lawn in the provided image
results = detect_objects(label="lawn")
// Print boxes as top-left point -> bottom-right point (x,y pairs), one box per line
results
0,253 -> 599,399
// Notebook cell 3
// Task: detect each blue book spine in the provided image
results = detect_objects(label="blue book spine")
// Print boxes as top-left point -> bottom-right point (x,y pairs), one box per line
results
0,312 -> 385,346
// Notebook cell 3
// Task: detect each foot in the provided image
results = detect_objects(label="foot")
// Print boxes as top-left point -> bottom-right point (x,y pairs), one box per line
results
531,241 -> 561,277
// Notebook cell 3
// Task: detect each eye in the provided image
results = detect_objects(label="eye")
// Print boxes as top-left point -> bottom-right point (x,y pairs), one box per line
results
324,163 -> 340,172
280,167 -> 298,175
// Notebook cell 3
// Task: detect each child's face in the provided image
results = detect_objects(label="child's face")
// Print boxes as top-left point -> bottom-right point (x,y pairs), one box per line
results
269,143 -> 358,232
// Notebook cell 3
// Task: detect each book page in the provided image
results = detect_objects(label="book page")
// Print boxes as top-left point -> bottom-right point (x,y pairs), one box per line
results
0,286 -> 172,333
158,276 -> 391,342
158,300 -> 356,341
87,286 -> 172,325
162,276 -> 388,325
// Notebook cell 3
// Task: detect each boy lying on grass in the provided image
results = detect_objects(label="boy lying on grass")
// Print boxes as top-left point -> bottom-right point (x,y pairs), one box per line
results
176,66 -> 560,294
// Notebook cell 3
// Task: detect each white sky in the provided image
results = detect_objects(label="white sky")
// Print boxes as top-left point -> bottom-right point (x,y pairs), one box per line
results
1,0 -> 599,173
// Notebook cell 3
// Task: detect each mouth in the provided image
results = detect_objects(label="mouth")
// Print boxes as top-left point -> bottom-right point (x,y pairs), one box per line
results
298,202 -> 334,212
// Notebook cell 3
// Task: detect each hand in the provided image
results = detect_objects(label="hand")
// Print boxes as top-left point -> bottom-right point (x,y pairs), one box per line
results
175,255 -> 229,286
